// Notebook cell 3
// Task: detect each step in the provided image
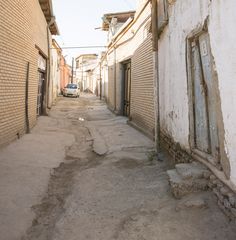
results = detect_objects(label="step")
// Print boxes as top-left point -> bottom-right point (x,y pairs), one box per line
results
167,169 -> 208,199
175,162 -> 210,180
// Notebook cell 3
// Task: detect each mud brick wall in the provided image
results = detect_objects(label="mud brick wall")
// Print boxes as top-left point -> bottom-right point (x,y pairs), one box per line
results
160,132 -> 192,164
0,0 -> 49,147
161,132 -> 236,220
208,175 -> 236,221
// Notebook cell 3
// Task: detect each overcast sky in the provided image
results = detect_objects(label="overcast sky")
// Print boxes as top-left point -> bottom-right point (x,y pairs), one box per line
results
52,0 -> 137,64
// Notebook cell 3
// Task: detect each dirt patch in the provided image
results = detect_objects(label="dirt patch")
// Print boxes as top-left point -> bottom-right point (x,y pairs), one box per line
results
21,161 -> 78,240
21,96 -> 104,240
114,158 -> 144,169
113,208 -> 160,239
22,153 -> 102,240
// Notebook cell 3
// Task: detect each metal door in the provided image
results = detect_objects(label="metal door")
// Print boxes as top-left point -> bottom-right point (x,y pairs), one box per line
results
37,71 -> 45,116
190,32 -> 220,160
124,62 -> 131,117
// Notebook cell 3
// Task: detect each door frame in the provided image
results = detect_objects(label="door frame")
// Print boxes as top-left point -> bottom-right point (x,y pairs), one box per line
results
186,24 -> 231,179
186,27 -> 220,167
37,53 -> 47,116
37,70 -> 46,116
121,59 -> 131,117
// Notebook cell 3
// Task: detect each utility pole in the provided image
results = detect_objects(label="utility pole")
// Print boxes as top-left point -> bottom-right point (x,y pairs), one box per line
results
71,57 -> 74,83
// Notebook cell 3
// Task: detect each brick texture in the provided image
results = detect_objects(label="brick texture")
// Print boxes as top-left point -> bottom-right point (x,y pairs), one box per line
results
0,0 -> 49,147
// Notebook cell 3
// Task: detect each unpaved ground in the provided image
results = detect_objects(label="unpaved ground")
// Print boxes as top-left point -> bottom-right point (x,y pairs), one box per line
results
0,94 -> 236,240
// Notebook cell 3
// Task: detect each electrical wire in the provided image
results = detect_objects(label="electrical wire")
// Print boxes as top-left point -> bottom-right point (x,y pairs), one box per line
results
50,45 -> 107,49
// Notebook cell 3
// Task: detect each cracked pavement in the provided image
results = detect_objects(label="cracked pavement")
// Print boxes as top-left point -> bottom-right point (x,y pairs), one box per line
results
0,94 -> 235,240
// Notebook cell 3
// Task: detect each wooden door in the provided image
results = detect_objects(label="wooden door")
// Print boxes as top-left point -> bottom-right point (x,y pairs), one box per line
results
124,62 -> 131,117
190,32 -> 220,161
37,71 -> 45,116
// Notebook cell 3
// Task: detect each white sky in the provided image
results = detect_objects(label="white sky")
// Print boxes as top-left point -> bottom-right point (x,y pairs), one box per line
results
52,0 -> 137,64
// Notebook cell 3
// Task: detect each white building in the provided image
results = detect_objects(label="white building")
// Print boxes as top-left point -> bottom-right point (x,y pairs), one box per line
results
150,0 -> 236,216
75,54 -> 98,93
51,39 -> 62,103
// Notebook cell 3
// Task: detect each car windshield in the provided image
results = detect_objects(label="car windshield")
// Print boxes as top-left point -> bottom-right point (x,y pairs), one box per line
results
66,84 -> 77,89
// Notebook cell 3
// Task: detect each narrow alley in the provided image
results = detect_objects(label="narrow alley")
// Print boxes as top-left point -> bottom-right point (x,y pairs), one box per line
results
0,95 -> 235,240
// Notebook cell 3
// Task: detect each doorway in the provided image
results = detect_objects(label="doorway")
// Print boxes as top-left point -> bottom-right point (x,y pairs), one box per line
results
123,61 -> 131,117
37,71 -> 45,116
37,54 -> 46,116
188,31 -> 220,165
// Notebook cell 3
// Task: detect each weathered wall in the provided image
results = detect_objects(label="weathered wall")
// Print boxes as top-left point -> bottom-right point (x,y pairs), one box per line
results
101,59 -> 108,101
51,47 -> 61,103
107,1 -> 155,136
0,0 -> 49,147
159,0 -> 236,185
107,51 -> 115,110
60,57 -> 66,92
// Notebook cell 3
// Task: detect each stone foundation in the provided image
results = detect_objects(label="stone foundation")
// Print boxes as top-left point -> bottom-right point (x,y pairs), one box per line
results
160,132 -> 192,164
162,133 -> 236,221
208,175 -> 236,221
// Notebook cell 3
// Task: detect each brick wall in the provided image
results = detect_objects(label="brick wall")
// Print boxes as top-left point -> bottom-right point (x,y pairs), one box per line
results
0,0 -> 49,147
161,131 -> 236,220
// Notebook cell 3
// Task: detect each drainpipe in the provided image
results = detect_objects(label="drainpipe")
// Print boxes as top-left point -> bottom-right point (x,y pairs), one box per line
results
100,61 -> 102,100
71,57 -> 74,84
81,62 -> 84,91
45,17 -> 55,113
151,0 -> 161,154
113,47 -> 117,112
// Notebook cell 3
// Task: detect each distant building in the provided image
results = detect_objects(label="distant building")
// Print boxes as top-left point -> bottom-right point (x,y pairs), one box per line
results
75,54 -> 98,93
60,56 -> 72,94
51,39 -> 62,103
0,0 -> 59,147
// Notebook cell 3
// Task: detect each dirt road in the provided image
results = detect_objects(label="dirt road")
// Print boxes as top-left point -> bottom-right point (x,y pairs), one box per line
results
0,94 -> 235,240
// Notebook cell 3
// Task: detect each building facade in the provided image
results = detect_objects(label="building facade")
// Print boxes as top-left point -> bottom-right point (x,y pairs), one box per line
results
102,3 -> 155,138
148,0 -> 236,216
99,0 -> 236,214
51,39 -> 62,104
0,0 -> 58,147
59,56 -> 72,94
151,0 -> 236,187
75,54 -> 99,93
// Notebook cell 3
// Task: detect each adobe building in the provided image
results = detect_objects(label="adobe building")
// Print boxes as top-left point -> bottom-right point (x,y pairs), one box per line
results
75,54 -> 98,92
150,0 -> 236,218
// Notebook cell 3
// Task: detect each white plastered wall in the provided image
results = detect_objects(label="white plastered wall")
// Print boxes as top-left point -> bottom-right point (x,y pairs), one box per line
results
159,0 -> 236,184
107,1 -> 152,112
